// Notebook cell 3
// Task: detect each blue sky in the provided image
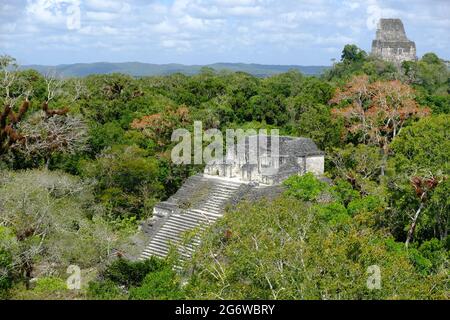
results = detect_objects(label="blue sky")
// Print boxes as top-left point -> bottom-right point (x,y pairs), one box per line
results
0,0 -> 448,66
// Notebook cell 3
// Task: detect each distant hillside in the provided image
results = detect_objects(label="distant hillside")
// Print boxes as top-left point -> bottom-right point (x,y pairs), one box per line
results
22,62 -> 329,78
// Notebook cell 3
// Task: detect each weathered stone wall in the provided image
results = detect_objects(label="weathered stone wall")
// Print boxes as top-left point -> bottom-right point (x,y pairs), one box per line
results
375,19 -> 408,41
204,135 -> 325,185
371,18 -> 416,64
305,156 -> 325,176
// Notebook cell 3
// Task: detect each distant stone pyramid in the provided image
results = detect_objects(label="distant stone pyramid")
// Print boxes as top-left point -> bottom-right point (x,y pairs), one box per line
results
371,18 -> 417,64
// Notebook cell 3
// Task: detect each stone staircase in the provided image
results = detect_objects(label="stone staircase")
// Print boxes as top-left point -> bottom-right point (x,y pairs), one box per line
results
140,175 -> 248,262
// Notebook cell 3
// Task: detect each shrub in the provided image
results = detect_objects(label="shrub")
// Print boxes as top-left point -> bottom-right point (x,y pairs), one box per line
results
0,170 -> 116,283
87,280 -> 122,300
314,202 -> 351,226
347,195 -> 385,216
0,247 -> 13,298
283,173 -> 328,202
81,145 -> 163,220
331,179 -> 360,207
32,277 -> 67,294
417,239 -> 448,274
10,277 -> 71,300
128,268 -> 184,300
101,257 -> 167,288
0,227 -> 16,298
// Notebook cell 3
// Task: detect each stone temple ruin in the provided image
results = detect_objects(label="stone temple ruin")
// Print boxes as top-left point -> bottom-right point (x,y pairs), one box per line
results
204,135 -> 324,185
371,18 -> 417,64
137,135 -> 324,262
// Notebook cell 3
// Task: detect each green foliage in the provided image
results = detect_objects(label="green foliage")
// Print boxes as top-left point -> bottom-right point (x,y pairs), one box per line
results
407,249 -> 433,275
314,202 -> 351,226
87,257 -> 184,300
341,44 -> 367,63
331,179 -> 361,206
87,279 -> 123,300
415,239 -> 448,274
407,53 -> 450,95
16,69 -> 47,103
101,257 -> 168,288
0,226 -> 16,298
387,115 -> 449,243
103,146 -> 158,193
294,104 -> 343,150
324,45 -> 396,82
329,144 -> 384,194
186,196 -> 447,299
0,250 -> 13,296
0,169 -> 117,290
128,268 -> 184,300
389,115 -> 449,175
81,145 -> 163,220
1,50 -> 448,300
416,93 -> 450,114
32,277 -> 67,294
9,277 -> 71,300
347,195 -> 385,217
424,179 -> 450,239
283,173 -> 328,201
361,59 -> 398,80
88,122 -> 127,154
402,54 -> 450,119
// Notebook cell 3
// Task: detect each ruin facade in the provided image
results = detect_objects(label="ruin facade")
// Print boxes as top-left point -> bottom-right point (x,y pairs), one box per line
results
204,135 -> 325,185
371,18 -> 417,64
139,135 -> 325,261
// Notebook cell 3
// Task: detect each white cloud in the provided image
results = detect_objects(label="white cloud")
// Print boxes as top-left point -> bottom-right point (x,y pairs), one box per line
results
25,0 -> 81,29
151,20 -> 179,34
85,11 -> 118,21
225,5 -> 263,16
84,0 -> 130,12
0,23 -> 17,33
0,0 -> 448,65
366,0 -> 399,30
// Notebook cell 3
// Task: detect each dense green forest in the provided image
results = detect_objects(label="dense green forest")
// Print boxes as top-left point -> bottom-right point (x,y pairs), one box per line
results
0,45 -> 448,299
22,62 -> 328,78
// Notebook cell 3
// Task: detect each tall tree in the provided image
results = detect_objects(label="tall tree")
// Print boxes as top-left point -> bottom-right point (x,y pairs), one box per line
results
0,55 -> 30,154
389,115 -> 449,243
341,44 -> 367,63
1,56 -> 75,160
406,175 -> 445,247
330,75 -> 430,175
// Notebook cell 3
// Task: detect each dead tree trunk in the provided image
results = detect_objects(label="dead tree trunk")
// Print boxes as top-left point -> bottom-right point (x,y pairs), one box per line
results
406,176 -> 442,248
405,202 -> 425,248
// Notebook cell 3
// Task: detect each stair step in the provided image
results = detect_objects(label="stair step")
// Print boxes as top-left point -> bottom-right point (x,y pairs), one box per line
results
165,217 -> 209,228
209,192 -> 231,197
151,233 -> 183,244
161,223 -> 201,232
144,246 -> 168,256
152,231 -> 203,245
167,215 -> 207,225
167,214 -> 205,225
191,209 -> 220,217
202,203 -> 222,209
204,199 -> 227,204
153,236 -> 200,247
140,176 -> 246,260
189,209 -> 223,218
152,232 -> 201,244
144,242 -> 198,258
157,225 -> 204,237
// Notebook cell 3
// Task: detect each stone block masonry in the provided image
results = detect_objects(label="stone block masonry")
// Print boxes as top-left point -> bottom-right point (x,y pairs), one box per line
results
138,135 -> 325,262
371,18 -> 417,65
139,174 -> 251,262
